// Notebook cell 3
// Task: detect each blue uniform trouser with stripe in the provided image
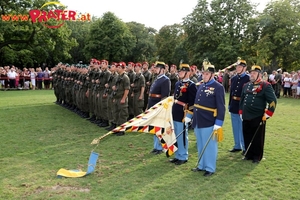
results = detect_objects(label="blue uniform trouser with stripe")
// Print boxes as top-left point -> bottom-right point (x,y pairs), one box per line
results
230,113 -> 245,150
174,121 -> 188,160
194,126 -> 217,173
154,135 -> 163,151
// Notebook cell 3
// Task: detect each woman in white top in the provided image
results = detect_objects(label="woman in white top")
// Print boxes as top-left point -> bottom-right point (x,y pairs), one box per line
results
283,73 -> 292,97
30,68 -> 37,90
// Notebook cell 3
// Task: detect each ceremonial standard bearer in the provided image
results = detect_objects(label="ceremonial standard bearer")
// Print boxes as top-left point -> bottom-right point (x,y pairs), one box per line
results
169,64 -> 197,165
147,61 -> 171,155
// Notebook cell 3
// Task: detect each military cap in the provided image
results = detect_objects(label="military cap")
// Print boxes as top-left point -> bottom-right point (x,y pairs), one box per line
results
154,61 -> 166,69
190,65 -> 197,71
203,64 -> 215,73
135,62 -> 142,67
237,60 -> 247,67
178,63 -> 190,72
250,65 -> 261,72
118,62 -> 126,68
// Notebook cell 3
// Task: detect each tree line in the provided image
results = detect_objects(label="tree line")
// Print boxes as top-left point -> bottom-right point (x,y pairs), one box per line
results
1,0 -> 299,72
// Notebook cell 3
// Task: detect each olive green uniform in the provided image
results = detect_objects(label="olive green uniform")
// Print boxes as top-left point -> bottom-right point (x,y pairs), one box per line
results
132,72 -> 145,116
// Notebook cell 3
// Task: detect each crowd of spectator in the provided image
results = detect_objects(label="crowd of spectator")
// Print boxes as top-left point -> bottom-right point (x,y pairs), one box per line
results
0,65 -> 52,90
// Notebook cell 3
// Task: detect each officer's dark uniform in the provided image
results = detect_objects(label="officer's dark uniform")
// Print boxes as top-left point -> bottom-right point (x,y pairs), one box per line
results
148,61 -> 171,154
228,60 -> 250,152
170,64 -> 197,165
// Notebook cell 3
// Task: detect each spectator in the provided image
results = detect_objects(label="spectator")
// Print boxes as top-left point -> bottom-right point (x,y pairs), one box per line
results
30,68 -> 37,90
7,66 -> 17,88
36,68 -> 44,90
291,73 -> 298,98
283,73 -> 292,97
43,67 -> 51,89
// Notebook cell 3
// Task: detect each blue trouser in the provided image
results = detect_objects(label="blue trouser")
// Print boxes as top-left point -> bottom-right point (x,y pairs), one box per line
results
174,121 -> 189,160
194,126 -> 217,173
230,113 -> 245,150
153,135 -> 163,151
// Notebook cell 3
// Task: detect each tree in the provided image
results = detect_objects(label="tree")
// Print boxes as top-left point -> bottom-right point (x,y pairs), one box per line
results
155,24 -> 186,65
183,0 -> 256,69
0,0 -> 78,67
250,0 -> 300,71
84,12 -> 135,62
125,22 -> 157,62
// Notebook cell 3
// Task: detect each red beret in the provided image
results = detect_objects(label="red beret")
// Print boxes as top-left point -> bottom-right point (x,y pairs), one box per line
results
119,62 -> 126,68
135,62 -> 142,67
190,65 -> 197,71
142,62 -> 149,66
111,62 -> 117,66
101,60 -> 108,64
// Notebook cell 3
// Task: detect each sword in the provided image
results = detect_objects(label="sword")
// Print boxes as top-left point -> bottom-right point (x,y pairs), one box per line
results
243,121 -> 264,159
195,129 -> 215,167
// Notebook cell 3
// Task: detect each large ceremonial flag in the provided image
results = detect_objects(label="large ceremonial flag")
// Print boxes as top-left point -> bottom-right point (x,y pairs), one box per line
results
91,96 -> 178,157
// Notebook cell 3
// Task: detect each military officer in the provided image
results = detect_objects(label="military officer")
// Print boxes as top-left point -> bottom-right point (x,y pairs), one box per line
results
228,60 -> 250,154
239,65 -> 277,163
169,64 -> 197,165
148,61 -> 171,155
188,62 -> 225,176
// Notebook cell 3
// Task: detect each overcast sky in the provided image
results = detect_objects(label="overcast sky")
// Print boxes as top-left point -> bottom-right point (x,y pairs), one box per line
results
59,0 -> 269,30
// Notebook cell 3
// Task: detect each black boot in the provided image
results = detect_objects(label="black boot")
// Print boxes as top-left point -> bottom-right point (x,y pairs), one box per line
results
87,115 -> 96,121
105,123 -> 116,131
99,120 -> 109,127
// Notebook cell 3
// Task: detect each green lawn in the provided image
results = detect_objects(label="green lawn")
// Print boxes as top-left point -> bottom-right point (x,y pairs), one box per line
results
0,90 -> 299,200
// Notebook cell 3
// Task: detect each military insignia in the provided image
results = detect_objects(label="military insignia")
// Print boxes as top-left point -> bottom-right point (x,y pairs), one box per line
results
269,101 -> 276,108
204,87 -> 215,96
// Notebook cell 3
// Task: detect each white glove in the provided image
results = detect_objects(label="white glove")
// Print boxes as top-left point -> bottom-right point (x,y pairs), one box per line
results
240,114 -> 243,121
184,117 -> 191,124
213,125 -> 221,130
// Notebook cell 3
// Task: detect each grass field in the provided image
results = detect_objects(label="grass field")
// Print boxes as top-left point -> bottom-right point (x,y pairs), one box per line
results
0,90 -> 299,200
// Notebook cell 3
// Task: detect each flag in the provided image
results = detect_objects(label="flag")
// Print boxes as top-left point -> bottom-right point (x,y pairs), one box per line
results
56,151 -> 99,178
91,96 -> 178,157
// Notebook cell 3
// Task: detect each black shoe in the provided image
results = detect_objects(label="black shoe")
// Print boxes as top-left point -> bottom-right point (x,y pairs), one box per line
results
99,120 -> 109,127
252,159 -> 260,164
154,150 -> 163,155
203,171 -> 214,177
116,131 -> 125,136
229,148 -> 242,152
191,168 -> 204,172
169,158 -> 179,163
105,123 -> 116,131
150,149 -> 158,154
175,160 -> 187,165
